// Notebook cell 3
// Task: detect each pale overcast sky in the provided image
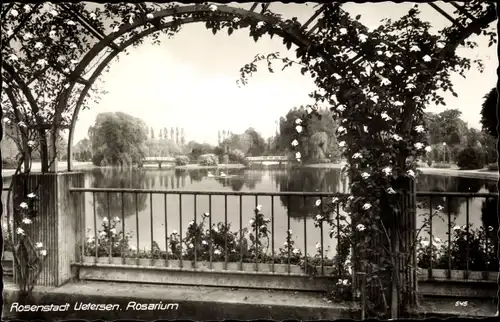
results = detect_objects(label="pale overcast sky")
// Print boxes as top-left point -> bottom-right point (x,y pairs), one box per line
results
72,2 -> 497,145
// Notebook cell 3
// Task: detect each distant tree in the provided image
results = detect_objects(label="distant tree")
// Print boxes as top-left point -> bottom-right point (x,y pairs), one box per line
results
277,106 -> 340,163
424,109 -> 468,145
480,88 -> 498,138
244,128 -> 267,156
150,127 -> 155,139
465,128 -> 481,147
159,129 -> 163,139
188,142 -> 214,161
164,127 -> 168,140
170,127 -> 175,142
180,128 -> 186,147
218,130 -> 222,145
89,112 -> 148,167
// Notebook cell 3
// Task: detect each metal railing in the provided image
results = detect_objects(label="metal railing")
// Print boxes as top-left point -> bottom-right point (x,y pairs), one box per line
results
70,187 -> 349,277
415,191 -> 498,280
3,187 -> 497,281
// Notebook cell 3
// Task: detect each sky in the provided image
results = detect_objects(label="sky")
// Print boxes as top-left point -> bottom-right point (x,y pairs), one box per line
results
72,2 -> 498,146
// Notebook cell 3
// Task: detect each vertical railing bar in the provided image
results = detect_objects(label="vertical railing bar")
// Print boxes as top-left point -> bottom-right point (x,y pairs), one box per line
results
336,203 -> 341,276
271,196 -> 275,273
194,194 -> 197,267
320,196 -> 324,276
107,192 -> 111,264
135,192 -> 139,265
121,192 -> 125,265
179,193 -> 183,269
428,196 -> 433,279
303,195 -> 308,274
287,195 -> 291,274
484,197 -> 489,275
150,192 -> 154,258
209,195 -> 212,269
255,195 -> 259,272
465,197 -> 470,279
224,194 -> 228,270
93,192 -> 98,263
239,195 -> 243,271
447,196 -> 451,279
81,192 -> 85,264
164,193 -> 168,266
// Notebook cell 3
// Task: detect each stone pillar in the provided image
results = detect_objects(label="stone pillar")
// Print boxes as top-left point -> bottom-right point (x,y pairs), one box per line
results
12,172 -> 85,287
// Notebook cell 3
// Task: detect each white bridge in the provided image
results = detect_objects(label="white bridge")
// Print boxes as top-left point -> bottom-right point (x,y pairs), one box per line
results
245,156 -> 289,164
141,157 -> 176,168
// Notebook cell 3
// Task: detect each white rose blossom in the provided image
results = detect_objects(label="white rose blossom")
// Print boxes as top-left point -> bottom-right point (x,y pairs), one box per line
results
362,203 -> 372,210
414,142 -> 424,150
291,139 -> 299,147
386,187 -> 396,194
315,199 -> 322,207
338,141 -> 346,147
414,125 -> 425,133
356,224 -> 366,231
295,125 -> 303,133
381,112 -> 392,121
410,45 -> 420,52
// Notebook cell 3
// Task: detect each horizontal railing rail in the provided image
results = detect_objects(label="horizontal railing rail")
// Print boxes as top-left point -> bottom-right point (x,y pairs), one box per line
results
69,187 -> 348,197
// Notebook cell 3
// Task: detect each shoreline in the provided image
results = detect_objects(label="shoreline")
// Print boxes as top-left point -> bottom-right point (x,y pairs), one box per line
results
2,161 -> 497,180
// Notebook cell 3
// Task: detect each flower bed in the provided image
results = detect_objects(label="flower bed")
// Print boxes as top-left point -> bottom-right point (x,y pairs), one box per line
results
83,210 -> 350,277
416,224 -> 498,272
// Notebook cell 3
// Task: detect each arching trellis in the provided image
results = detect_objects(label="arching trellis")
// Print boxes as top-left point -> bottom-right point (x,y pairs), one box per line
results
1,1 -> 497,318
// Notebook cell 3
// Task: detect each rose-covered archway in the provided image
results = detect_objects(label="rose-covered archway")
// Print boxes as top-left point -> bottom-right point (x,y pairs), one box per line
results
1,1 -> 497,319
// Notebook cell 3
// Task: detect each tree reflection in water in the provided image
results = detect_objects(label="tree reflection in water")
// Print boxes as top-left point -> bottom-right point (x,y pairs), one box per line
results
215,169 -> 262,191
275,168 -> 343,218
89,168 -> 148,220
415,175 -> 496,216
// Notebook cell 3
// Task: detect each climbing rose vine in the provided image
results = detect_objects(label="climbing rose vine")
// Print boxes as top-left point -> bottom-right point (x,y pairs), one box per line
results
237,2 -> 495,317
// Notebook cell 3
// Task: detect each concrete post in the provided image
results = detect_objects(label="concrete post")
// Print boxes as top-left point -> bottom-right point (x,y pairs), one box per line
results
12,172 -> 85,287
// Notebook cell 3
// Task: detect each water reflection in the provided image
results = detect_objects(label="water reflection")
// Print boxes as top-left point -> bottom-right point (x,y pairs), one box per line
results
275,168 -> 346,218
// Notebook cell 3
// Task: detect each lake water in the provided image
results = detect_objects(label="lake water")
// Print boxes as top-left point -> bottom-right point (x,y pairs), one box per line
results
2,167 -> 497,258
